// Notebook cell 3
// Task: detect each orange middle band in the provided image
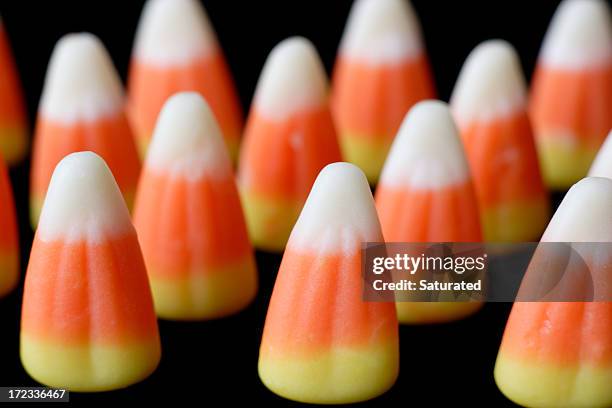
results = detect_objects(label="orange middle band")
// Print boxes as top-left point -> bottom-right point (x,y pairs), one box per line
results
134,170 -> 252,276
0,27 -> 25,126
127,51 -> 243,147
261,248 -> 398,355
331,53 -> 435,139
530,64 -> 612,143
238,106 -> 341,200
376,181 -> 482,242
21,233 -> 158,346
31,114 -> 141,198
500,302 -> 612,367
460,110 -> 547,207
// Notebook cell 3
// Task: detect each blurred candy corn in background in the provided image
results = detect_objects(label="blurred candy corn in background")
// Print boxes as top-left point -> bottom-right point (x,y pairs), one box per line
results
0,16 -> 27,165
133,92 -> 257,320
128,0 -> 242,160
451,40 -> 549,242
259,163 -> 398,404
21,152 -> 160,391
376,101 -> 482,323
238,37 -> 341,252
30,33 -> 140,227
530,0 -> 612,190
495,177 -> 612,407
0,155 -> 18,297
331,0 -> 435,183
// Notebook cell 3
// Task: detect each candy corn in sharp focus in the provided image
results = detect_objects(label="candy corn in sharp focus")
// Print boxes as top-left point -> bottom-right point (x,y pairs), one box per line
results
331,0 -> 435,183
0,155 -> 18,297
133,92 -> 257,320
376,101 -> 482,324
530,0 -> 612,190
259,163 -> 398,404
237,37 -> 342,252
30,33 -> 141,228
0,17 -> 27,165
495,177 -> 612,407
128,0 -> 242,161
450,40 -> 549,242
21,152 -> 160,392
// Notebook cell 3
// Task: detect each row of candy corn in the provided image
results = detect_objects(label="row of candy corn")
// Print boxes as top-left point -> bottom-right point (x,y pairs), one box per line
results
1,0 -> 609,196
0,0 -> 606,405
20,92 -> 257,390
13,0 -> 608,253
259,156 -> 612,406
257,100 -> 612,405
0,30 -> 561,320
5,88 -> 610,404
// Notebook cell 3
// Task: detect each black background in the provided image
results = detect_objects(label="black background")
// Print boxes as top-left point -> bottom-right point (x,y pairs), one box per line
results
0,0 -> 566,405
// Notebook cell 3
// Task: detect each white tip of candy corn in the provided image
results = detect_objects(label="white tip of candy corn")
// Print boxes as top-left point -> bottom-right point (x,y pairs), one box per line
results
339,0 -> 423,63
380,100 -> 471,189
146,92 -> 231,179
450,40 -> 527,124
133,0 -> 217,65
40,33 -> 124,123
540,0 -> 612,68
542,176 -> 612,242
289,162 -> 383,254
37,152 -> 133,243
253,37 -> 328,120
588,130 -> 612,179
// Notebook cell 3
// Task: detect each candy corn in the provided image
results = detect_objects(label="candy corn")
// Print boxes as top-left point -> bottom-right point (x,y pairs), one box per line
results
331,0 -> 435,183
133,92 -> 257,320
0,155 -> 18,297
259,162 -> 398,404
237,37 -> 342,252
0,17 -> 27,165
21,152 -> 160,391
30,33 -> 141,228
128,0 -> 242,160
450,40 -> 549,242
495,177 -> 612,408
530,0 -> 612,189
588,129 -> 612,178
376,100 -> 482,324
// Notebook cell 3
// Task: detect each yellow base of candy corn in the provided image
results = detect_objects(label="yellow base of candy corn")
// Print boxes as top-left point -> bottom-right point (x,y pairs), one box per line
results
536,132 -> 599,191
481,199 -> 549,242
29,196 -> 42,230
136,130 -> 240,164
149,257 -> 258,320
0,250 -> 18,297
20,334 -> 161,392
30,190 -> 136,229
135,133 -> 148,161
258,341 -> 398,404
495,352 -> 612,408
338,132 -> 392,185
226,137 -> 240,164
0,126 -> 28,166
240,189 -> 301,252
396,301 -> 482,324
